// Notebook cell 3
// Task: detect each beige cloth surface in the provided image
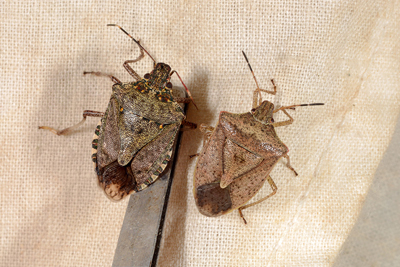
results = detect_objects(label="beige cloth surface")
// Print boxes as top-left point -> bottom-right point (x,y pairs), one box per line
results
333,107 -> 400,266
1,1 -> 399,266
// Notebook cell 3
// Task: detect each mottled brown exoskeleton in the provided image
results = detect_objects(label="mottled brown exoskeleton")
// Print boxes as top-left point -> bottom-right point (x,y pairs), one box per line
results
193,51 -> 323,223
40,25 -> 196,200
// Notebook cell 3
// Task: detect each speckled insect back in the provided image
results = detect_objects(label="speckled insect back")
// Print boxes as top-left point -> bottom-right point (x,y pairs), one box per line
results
93,62 -> 187,199
39,25 -> 196,200
193,51 -> 323,223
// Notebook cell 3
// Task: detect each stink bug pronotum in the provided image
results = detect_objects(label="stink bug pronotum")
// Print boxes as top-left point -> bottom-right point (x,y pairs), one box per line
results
40,24 -> 197,200
193,51 -> 323,224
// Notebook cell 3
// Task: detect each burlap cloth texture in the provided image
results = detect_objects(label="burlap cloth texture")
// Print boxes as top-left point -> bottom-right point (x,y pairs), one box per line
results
1,1 -> 399,266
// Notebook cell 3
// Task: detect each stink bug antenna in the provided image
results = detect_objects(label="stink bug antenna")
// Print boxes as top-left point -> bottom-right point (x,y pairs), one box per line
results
170,70 -> 198,110
107,24 -> 156,66
273,103 -> 324,113
242,51 -> 276,108
241,52 -> 324,112
242,51 -> 261,90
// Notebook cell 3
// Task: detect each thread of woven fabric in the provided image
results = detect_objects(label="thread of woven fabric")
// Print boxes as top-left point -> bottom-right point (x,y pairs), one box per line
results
1,1 -> 399,267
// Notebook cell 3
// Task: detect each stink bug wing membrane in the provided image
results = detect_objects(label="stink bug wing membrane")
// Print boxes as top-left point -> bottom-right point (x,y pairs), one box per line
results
131,123 -> 179,191
195,183 -> 233,217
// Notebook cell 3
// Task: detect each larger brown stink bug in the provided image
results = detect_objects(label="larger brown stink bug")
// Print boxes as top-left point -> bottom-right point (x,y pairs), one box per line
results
193,51 -> 323,223
40,24 -> 196,200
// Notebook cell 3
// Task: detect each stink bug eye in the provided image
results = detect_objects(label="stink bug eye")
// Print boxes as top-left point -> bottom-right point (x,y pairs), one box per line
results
144,73 -> 150,79
166,82 -> 172,89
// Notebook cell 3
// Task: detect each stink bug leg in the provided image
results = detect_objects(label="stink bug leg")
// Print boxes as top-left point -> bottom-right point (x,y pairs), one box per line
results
39,71 -> 122,136
84,38 -> 145,83
238,175 -> 277,224
193,51 -> 323,224
83,72 -> 122,84
39,110 -> 104,136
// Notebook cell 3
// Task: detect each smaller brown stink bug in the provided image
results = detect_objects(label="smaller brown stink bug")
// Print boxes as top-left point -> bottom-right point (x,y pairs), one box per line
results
193,51 -> 323,224
39,24 -> 196,200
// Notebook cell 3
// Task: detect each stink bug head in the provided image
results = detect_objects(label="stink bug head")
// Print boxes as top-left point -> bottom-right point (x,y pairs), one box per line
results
145,63 -> 172,91
252,101 -> 274,124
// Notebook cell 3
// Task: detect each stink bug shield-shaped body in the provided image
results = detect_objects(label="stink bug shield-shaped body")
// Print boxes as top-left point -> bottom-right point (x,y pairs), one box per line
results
40,25 -> 196,200
93,63 -> 185,199
193,51 -> 323,223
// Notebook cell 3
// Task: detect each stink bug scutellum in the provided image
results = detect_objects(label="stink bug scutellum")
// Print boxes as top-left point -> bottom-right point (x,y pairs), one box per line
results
193,51 -> 323,224
40,24 -> 196,200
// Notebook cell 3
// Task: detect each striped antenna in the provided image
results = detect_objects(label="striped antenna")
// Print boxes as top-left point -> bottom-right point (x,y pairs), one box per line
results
242,51 -> 261,90
273,103 -> 324,113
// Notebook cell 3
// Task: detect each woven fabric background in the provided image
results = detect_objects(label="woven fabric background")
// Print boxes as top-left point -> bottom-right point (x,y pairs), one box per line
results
1,1 -> 399,266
